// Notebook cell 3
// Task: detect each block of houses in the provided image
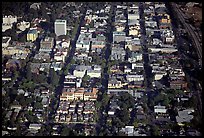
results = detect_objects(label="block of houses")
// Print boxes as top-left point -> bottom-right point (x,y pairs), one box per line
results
91,40 -> 105,50
107,89 -> 130,96
108,78 -> 123,89
145,20 -> 157,29
60,87 -> 98,101
2,45 -> 31,56
34,52 -> 51,61
128,81 -> 144,89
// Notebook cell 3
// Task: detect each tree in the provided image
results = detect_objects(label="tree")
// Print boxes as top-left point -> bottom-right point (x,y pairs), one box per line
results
162,95 -> 170,106
118,108 -> 129,125
49,68 -> 59,87
95,101 -> 102,110
34,72 -> 47,84
101,93 -> 109,107
26,63 -> 32,81
61,126 -> 72,136
151,125 -> 160,136
22,80 -> 35,92
112,116 -> 125,128
133,119 -> 139,128
34,102 -> 43,109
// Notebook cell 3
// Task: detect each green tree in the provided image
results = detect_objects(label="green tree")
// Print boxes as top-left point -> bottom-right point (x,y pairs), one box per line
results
49,68 -> 59,87
61,126 -> 71,136
118,108 -> 129,125
95,101 -> 102,110
151,125 -> 160,136
133,119 -> 139,127
26,63 -> 32,81
101,93 -> 109,107
162,95 -> 170,106
34,102 -> 43,109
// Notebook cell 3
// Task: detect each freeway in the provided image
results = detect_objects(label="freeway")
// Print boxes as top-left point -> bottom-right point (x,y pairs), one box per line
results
171,3 -> 202,67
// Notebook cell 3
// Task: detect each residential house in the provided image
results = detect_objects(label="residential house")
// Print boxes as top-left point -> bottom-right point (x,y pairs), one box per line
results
145,20 -> 157,29
87,70 -> 101,78
64,74 -> 82,88
76,32 -> 92,52
110,47 -> 126,61
176,108 -> 194,126
128,52 -> 143,63
29,124 -> 42,130
2,37 -> 11,48
154,105 -> 167,114
113,31 -> 126,43
73,65 -> 92,78
125,37 -> 141,51
170,80 -> 188,89
108,78 -> 123,89
121,126 -> 135,136
27,28 -> 38,42
161,29 -> 175,44
126,74 -> 144,82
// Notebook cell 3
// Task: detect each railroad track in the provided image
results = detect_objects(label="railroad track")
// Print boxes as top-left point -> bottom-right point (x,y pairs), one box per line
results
173,3 -> 202,67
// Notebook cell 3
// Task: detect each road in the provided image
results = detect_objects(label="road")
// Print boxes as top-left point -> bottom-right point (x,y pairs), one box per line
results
139,2 -> 155,128
47,6 -> 87,126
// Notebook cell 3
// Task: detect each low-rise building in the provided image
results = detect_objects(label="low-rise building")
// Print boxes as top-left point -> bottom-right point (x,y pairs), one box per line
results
128,52 -> 143,63
60,87 -> 98,101
113,31 -> 126,43
110,47 -> 126,61
39,37 -> 54,52
2,37 -> 11,48
73,65 -> 92,78
27,28 -> 38,42
126,74 -> 144,82
176,109 -> 194,126
29,124 -> 42,130
154,105 -> 167,114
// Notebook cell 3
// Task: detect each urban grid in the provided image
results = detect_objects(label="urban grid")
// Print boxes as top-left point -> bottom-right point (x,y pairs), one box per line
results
2,2 -> 202,136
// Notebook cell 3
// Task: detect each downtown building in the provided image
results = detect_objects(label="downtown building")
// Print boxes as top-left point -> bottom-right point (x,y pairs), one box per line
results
54,19 -> 67,37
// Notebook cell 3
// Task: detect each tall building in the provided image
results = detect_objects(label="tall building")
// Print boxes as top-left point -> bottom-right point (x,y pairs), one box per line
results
54,19 -> 67,37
